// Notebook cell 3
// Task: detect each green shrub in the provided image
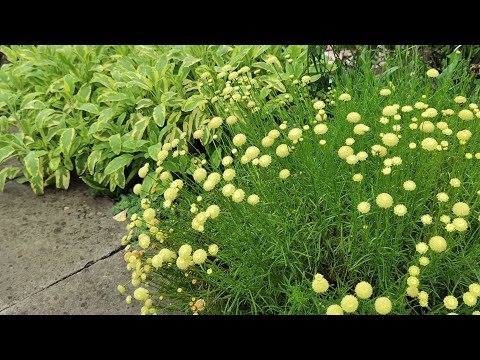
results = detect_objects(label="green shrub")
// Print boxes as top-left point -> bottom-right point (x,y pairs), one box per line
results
0,45 -> 327,195
117,49 -> 480,315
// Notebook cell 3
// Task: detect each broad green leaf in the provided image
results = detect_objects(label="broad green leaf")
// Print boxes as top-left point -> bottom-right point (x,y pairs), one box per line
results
64,156 -> 74,171
122,139 -> 148,151
109,134 -> 122,155
76,103 -> 99,114
0,166 -> 21,192
153,104 -> 166,127
35,109 -> 55,130
98,91 -> 129,103
0,145 -> 15,164
130,117 -> 149,140
64,74 -> 76,98
147,143 -> 163,161
182,94 -> 207,112
75,151 -> 89,175
76,84 -> 92,102
59,128 -> 76,155
113,168 -> 126,189
141,171 -> 158,198
183,55 -> 201,68
88,121 -> 113,135
22,100 -> 45,110
79,175 -> 106,190
48,157 -> 61,171
87,150 -> 103,175
136,98 -> 154,110
104,154 -> 134,175
24,151 -> 44,195
55,167 -> 71,190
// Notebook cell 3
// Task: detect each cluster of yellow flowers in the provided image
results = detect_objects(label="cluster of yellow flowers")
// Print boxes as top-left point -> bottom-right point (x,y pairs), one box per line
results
118,59 -> 480,315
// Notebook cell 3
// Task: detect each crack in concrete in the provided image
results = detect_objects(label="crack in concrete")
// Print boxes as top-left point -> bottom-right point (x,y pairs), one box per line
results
0,245 -> 124,313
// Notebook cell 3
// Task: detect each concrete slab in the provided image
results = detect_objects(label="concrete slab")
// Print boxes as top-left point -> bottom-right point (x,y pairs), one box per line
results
0,251 -> 141,315
0,176 -> 131,313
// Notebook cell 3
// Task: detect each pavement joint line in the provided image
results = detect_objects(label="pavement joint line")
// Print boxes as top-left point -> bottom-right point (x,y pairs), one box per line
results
0,245 -> 124,314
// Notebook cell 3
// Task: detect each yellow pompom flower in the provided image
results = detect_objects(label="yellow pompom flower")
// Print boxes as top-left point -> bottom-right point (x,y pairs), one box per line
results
375,297 -> 392,315
117,285 -> 126,294
138,234 -> 151,249
419,256 -> 430,266
178,244 -> 193,258
288,128 -> 303,141
223,168 -> 236,181
232,189 -> 245,203
419,121 -> 435,132
416,242 -> 429,254
268,129 -> 281,139
421,214 -> 433,225
222,184 -> 236,197
261,136 -> 275,148
346,112 -> 361,123
443,295 -> 458,310
452,217 -> 468,232
401,105 -> 413,113
206,204 -> 220,219
279,169 -> 290,180
151,254 -> 163,268
382,105 -> 397,117
421,137 -> 438,151
376,193 -> 394,209
469,283 -> 480,296
312,275 -> 329,293
352,173 -> 363,182
452,202 -> 470,217
406,286 -> 419,298
326,304 -> 344,315
314,124 -> 328,135
449,178 -> 461,188
408,266 -> 420,276
458,109 -> 474,121
436,192 -> 449,202
245,146 -> 260,160
454,96 -> 467,104
426,68 -> 439,78
192,249 -> 208,264
340,295 -> 359,313
193,168 -> 207,183
407,276 -> 419,287
380,88 -> 391,96
208,244 -> 219,256
355,281 -> 373,299
463,292 -> 478,307
138,164 -> 149,178
259,155 -> 272,168
338,146 -> 354,159
382,133 -> 399,147
232,133 -> 247,147
338,93 -> 351,101
275,144 -> 290,158
394,204 -> 408,217
226,115 -> 237,125
429,236 -> 447,253
247,194 -> 260,205
313,100 -> 325,109
133,287 -> 149,302
176,256 -> 190,270
143,208 -> 155,222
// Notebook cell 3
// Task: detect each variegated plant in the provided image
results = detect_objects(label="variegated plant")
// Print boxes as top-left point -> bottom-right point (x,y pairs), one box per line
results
0,45 -> 328,195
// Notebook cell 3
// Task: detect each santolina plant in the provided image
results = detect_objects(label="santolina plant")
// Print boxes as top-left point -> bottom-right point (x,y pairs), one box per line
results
117,50 -> 480,315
